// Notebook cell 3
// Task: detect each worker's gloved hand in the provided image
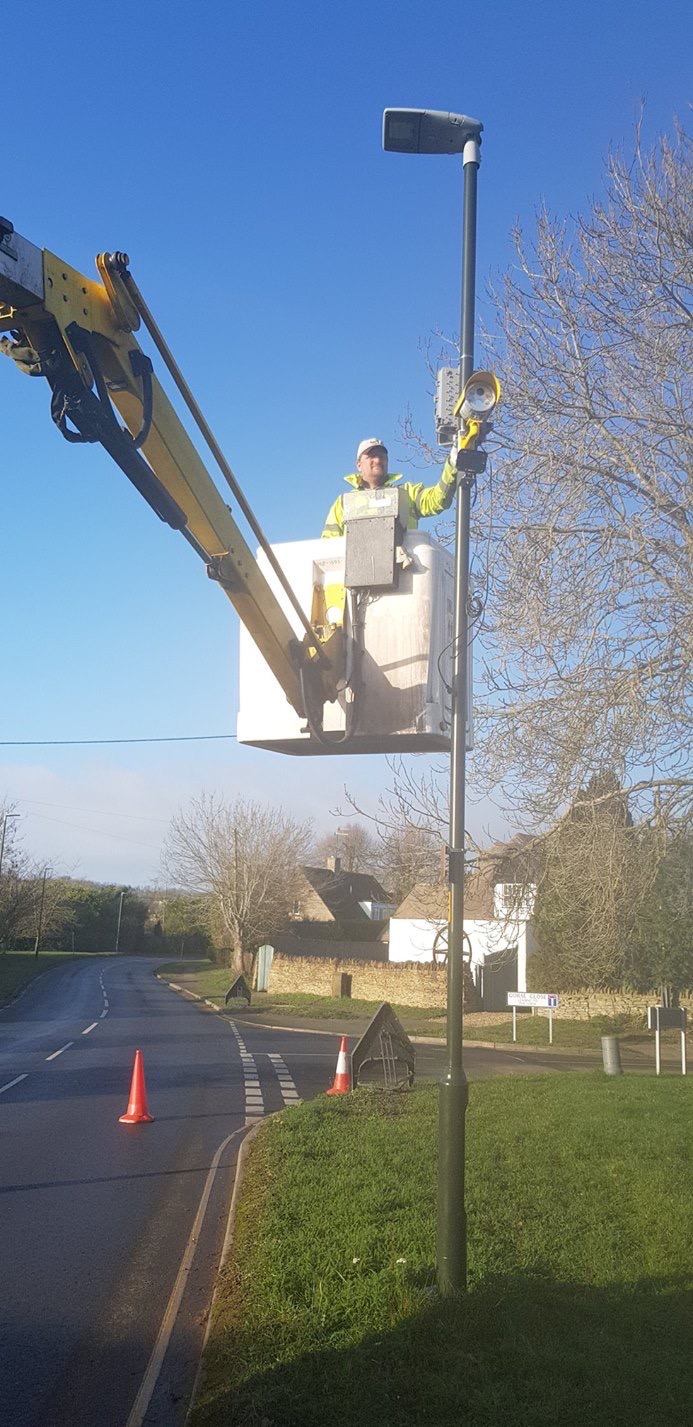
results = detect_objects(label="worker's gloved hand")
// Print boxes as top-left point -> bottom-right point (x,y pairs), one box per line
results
0,335 -> 42,375
443,435 -> 460,481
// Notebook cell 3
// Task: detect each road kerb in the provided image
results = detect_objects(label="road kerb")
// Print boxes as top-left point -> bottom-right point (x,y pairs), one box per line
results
157,980 -> 663,1062
186,1117 -> 269,1424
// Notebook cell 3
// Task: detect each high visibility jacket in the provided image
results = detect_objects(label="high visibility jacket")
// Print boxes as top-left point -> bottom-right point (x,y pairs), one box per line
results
321,461 -> 457,538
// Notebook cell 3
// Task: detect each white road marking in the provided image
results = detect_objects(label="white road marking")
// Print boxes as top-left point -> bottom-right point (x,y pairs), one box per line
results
228,1021 -> 267,1117
100,1009 -> 108,1019
0,1074 -> 28,1095
45,1042 -> 74,1061
82,1022 -> 98,1035
125,1126 -> 248,1427
266,1053 -> 302,1107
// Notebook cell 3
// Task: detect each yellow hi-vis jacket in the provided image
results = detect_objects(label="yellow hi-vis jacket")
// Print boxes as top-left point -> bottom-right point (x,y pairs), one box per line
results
321,460 -> 457,538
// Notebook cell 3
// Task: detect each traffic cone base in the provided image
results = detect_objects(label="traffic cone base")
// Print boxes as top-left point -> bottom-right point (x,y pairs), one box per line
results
119,1049 -> 154,1123
326,1035 -> 352,1095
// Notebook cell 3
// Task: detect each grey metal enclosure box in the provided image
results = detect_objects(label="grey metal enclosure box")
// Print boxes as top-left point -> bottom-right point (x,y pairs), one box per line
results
343,487 -> 405,590
344,518 -> 397,588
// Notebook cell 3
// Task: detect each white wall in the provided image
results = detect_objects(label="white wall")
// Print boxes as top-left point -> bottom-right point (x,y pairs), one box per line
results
388,915 -> 534,993
388,918 -> 447,963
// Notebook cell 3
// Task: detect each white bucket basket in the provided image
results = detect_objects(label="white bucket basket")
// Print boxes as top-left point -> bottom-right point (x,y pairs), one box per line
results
237,531 -> 472,756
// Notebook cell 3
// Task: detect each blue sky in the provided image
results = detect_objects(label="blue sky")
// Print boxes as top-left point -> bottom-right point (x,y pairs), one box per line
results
1,0 -> 690,885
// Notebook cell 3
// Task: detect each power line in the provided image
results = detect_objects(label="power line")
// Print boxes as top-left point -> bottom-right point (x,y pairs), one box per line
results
0,734 -> 237,747
15,797 -> 169,824
24,811 -> 160,849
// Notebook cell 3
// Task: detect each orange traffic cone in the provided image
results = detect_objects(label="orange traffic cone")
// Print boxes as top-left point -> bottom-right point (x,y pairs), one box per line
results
326,1035 -> 352,1095
119,1049 -> 154,1123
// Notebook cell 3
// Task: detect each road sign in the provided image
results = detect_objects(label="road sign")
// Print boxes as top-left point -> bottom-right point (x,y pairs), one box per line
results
508,991 -> 559,1044
351,1002 -> 415,1088
647,1006 -> 686,1032
507,992 -> 559,1008
647,1005 -> 687,1076
225,974 -> 251,1006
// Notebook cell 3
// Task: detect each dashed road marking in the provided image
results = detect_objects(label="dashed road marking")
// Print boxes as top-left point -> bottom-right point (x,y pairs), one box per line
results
229,1022 -> 266,1121
267,1053 -> 302,1107
45,1042 -> 74,1061
0,1074 -> 28,1095
82,1022 -> 98,1035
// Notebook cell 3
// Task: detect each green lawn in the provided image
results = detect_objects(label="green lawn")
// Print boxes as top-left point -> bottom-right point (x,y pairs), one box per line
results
465,1009 -> 650,1048
191,1076 -> 693,1427
0,950 -> 92,1007
156,963 -> 649,1046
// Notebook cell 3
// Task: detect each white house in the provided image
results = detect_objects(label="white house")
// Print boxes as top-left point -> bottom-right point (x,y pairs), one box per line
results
386,841 -> 539,1011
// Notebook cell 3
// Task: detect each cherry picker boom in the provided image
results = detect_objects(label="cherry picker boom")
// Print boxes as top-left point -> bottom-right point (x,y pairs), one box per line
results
0,218 -> 497,755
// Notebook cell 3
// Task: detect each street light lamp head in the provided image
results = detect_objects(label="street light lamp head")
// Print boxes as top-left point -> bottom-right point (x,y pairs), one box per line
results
382,109 -> 482,155
454,369 -> 501,425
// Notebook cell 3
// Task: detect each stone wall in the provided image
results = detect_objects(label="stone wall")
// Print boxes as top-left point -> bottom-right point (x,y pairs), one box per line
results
538,988 -> 693,1021
268,956 -> 692,1020
268,952 -> 478,1010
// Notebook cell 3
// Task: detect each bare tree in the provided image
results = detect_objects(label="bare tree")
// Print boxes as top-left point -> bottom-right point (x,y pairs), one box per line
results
344,122 -> 691,979
367,120 -> 691,864
529,775 -> 657,990
0,803 -> 37,951
311,822 -> 378,873
161,794 -> 312,974
471,118 -> 692,834
343,767 -> 444,903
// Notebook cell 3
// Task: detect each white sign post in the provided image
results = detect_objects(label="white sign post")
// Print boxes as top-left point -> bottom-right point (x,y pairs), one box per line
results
508,992 -> 559,1043
647,1006 -> 687,1076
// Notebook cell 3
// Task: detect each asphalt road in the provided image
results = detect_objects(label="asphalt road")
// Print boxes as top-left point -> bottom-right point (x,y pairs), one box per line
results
0,959 -> 636,1426
229,1008 -> 601,1082
0,958 -> 334,1427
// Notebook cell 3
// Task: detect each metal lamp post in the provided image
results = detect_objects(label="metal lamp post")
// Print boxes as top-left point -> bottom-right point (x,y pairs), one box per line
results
33,866 -> 48,957
115,889 -> 125,954
383,107 -> 483,1293
0,812 -> 20,954
0,810 -> 20,880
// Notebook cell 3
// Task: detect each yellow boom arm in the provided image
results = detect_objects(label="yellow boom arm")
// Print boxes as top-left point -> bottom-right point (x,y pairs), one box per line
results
0,219 -> 335,717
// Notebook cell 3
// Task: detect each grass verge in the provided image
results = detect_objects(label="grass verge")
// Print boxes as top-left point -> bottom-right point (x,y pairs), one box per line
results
191,1076 -> 693,1427
156,963 -> 651,1046
0,950 -> 90,1007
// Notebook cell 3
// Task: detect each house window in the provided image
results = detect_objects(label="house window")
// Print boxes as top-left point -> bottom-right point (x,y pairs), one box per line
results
358,900 -> 396,920
290,899 -> 304,918
494,883 -> 535,918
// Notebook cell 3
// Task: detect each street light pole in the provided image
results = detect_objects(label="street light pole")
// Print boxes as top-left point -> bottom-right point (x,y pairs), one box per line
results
0,812 -> 20,955
0,811 -> 20,881
439,134 -> 480,1294
383,109 -> 484,1293
34,866 -> 48,958
115,889 -> 125,954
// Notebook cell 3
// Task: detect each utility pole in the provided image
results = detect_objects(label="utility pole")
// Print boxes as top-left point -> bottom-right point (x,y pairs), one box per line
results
115,889 -> 125,954
0,810 -> 20,881
34,866 -> 48,957
383,108 -> 487,1293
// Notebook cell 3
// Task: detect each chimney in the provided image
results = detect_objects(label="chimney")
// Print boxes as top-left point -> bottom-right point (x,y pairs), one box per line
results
326,855 -> 341,873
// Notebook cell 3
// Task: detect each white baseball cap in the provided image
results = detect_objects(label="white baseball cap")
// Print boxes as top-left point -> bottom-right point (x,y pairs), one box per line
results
356,438 -> 388,462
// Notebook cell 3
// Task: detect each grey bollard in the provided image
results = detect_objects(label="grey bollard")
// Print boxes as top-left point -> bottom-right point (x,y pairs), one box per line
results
601,1035 -> 623,1075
